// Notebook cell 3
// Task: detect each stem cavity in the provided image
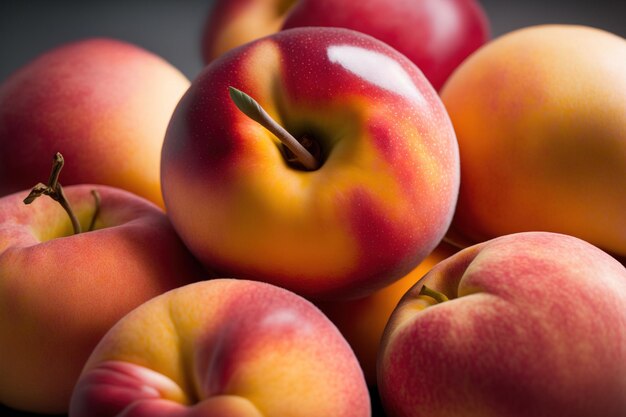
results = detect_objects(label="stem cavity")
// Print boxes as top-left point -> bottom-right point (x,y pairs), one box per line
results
228,86 -> 320,171
419,285 -> 449,304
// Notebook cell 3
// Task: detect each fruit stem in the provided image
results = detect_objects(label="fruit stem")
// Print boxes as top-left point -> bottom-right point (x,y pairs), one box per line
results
88,189 -> 101,232
23,152 -> 82,234
228,86 -> 319,170
419,285 -> 449,304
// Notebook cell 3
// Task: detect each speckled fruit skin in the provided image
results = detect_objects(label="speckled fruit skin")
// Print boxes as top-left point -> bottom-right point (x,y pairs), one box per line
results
0,38 -> 190,207
201,0 -> 490,90
317,242 -> 458,385
0,185 -> 204,414
161,27 -> 460,301
441,25 -> 626,259
69,279 -> 371,417
378,232 -> 626,417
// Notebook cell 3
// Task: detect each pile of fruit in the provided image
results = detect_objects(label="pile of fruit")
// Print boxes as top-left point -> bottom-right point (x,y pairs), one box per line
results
1,1 -> 625,416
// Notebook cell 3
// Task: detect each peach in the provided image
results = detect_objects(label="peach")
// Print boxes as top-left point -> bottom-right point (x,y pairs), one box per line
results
0,184 -> 204,413
69,279 -> 371,417
440,25 -> 626,258
0,38 -> 190,207
378,232 -> 626,417
161,27 -> 460,301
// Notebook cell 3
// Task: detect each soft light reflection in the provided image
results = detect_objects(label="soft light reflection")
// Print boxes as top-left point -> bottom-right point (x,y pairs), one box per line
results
327,44 -> 424,104
424,0 -> 461,54
260,308 -> 312,332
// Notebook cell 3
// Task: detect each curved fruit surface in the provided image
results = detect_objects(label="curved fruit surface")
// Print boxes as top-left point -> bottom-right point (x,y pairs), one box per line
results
201,0 -> 490,90
441,25 -> 626,258
162,27 -> 460,300
0,38 -> 190,207
70,279 -> 371,417
379,232 -> 626,417
0,185 -> 203,413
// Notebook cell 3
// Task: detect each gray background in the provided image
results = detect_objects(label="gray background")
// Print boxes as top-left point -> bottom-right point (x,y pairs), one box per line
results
1,0 -> 625,83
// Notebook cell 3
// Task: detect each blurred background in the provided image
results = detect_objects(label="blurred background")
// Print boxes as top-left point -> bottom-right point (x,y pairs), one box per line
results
1,0 -> 625,83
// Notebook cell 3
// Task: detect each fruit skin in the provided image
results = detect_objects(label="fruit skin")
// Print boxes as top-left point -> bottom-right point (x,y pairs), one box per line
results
161,27 -> 460,301
378,232 -> 626,417
0,38 -> 190,207
201,0 -> 490,90
69,279 -> 371,417
0,185 -> 204,414
317,242 -> 458,385
440,25 -> 626,258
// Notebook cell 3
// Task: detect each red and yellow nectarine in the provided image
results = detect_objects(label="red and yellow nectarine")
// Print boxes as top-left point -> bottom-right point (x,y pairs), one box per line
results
162,27 -> 460,301
0,183 -> 203,413
70,279 -> 371,417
